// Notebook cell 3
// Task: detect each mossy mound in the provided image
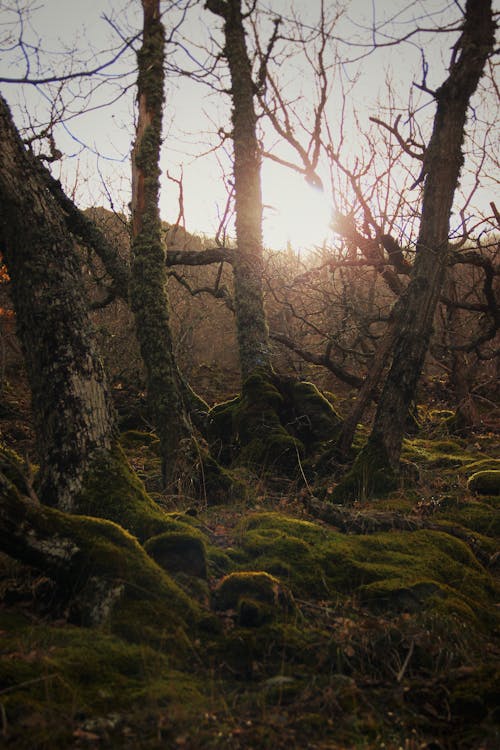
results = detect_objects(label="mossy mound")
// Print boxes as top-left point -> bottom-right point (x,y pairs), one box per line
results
0,482 -> 199,643
467,470 -> 500,496
207,368 -> 342,474
0,612 -> 206,749
435,499 -> 500,537
214,571 -> 293,626
144,531 -> 207,579
232,512 -> 497,621
402,437 -> 480,470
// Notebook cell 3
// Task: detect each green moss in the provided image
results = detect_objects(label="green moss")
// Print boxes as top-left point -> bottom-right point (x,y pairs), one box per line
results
214,571 -> 292,617
144,531 -> 207,578
195,447 -> 248,504
467,470 -> 500,496
0,619 -> 206,749
286,380 -> 342,444
232,513 -> 497,621
0,443 -> 31,495
435,500 -> 500,537
402,437 -> 479,469
459,458 -> 500,475
77,442 -> 172,542
2,486 -> 198,642
207,370 -> 343,474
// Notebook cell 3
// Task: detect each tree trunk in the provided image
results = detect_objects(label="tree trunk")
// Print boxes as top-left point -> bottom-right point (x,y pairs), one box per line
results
336,324 -> 397,459
364,0 -> 494,472
0,95 -> 116,511
206,0 -> 271,379
130,0 -> 192,486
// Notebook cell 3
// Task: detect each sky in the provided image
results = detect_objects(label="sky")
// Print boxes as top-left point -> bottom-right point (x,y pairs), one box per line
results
0,0 -> 497,250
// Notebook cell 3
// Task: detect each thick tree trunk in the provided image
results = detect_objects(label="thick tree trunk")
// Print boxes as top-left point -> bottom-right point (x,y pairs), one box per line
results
130,0 -> 192,486
206,0 -> 271,379
364,0 -> 494,472
0,95 -> 115,511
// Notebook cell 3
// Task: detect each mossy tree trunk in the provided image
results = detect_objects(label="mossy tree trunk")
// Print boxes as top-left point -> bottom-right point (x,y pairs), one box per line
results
206,0 -> 271,379
0,95 -> 116,511
362,0 -> 494,474
130,0 -> 192,486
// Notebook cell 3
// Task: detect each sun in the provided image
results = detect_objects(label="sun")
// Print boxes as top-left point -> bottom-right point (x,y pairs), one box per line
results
262,167 -> 333,252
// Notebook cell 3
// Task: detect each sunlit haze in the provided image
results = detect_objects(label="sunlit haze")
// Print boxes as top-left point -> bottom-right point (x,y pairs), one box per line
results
0,1 -> 494,250
262,168 -> 333,251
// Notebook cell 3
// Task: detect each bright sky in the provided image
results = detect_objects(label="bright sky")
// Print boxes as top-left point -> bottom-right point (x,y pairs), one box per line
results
0,1 -> 496,250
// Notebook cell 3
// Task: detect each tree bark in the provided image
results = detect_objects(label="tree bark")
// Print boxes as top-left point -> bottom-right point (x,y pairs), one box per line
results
364,0 -> 495,472
0,95 -> 116,511
130,0 -> 192,486
206,0 -> 271,379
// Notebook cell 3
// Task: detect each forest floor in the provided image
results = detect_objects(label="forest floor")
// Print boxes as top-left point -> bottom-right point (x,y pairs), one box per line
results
0,376 -> 498,749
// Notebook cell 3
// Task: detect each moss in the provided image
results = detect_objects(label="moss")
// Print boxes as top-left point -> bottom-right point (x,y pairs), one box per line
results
330,440 -> 399,503
195,448 -> 248,504
402,437 -> 479,470
233,513 -> 497,622
286,380 -> 342,444
214,571 -> 292,622
467,470 -> 500,497
144,531 -> 207,579
207,370 -> 343,474
2,486 -> 199,642
238,431 -> 304,472
459,458 -> 500,475
435,500 -> 500,537
0,620 -> 206,749
0,442 -> 30,494
77,442 -> 172,542
236,524 -> 323,596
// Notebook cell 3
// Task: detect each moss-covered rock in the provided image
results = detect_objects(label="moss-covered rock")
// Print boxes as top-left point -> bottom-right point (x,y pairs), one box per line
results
144,531 -> 207,578
0,481 -> 199,642
467,470 -> 500,497
214,571 -> 293,626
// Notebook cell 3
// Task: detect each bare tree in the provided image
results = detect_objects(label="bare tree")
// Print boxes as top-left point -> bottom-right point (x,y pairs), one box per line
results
0,93 -> 116,511
338,0 -> 496,497
129,0 -> 193,487
205,0 -> 271,379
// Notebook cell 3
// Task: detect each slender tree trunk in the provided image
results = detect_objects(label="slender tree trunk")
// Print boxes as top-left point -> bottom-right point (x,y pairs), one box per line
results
206,0 -> 271,379
364,0 -> 494,472
130,0 -> 192,486
336,324 -> 397,459
0,95 -> 115,511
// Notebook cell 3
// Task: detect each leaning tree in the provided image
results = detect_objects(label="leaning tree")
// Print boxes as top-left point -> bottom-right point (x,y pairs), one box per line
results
334,0 -> 495,499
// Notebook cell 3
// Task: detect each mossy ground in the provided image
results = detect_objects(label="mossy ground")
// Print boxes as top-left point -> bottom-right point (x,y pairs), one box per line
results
1,399 -> 499,748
